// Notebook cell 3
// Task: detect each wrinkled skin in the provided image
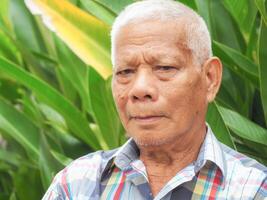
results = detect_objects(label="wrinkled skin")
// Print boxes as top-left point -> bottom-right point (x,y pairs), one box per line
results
112,19 -> 221,147
111,19 -> 222,196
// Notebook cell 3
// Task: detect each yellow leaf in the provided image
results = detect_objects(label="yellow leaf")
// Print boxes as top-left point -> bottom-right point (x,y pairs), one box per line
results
25,0 -> 112,79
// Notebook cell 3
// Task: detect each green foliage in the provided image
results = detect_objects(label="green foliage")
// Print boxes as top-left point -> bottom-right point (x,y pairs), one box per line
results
0,0 -> 266,199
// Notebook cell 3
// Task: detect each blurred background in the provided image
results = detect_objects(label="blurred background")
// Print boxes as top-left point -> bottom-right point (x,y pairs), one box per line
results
0,0 -> 267,199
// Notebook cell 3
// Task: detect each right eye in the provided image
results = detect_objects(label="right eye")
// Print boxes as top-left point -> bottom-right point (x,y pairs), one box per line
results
116,69 -> 135,76
115,68 -> 135,83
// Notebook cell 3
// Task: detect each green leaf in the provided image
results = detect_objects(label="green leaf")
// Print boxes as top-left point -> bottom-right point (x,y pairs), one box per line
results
31,50 -> 57,65
235,142 -> 267,164
25,0 -> 112,79
206,102 -> 236,149
56,67 -> 79,105
13,166 -> 43,200
0,0 -> 9,20
93,0 -> 133,14
9,0 -> 46,52
258,19 -> 267,125
218,106 -> 267,146
50,150 -> 73,166
196,0 -> 246,52
195,0 -> 212,31
39,133 -> 63,189
213,41 -> 259,88
88,68 -> 123,149
255,0 -> 267,25
0,149 -> 21,166
0,56 -> 101,150
53,37 -> 91,113
18,90 -> 44,126
0,98 -> 40,160
218,64 -> 254,117
80,0 -> 116,26
9,38 -> 59,89
223,0 -> 258,36
0,29 -> 22,64
9,192 -> 17,200
251,90 -> 266,127
0,79 -> 21,102
246,15 -> 260,59
38,103 -> 68,133
216,83 -> 237,110
176,0 -> 197,10
216,67 -> 250,113
33,15 -> 57,58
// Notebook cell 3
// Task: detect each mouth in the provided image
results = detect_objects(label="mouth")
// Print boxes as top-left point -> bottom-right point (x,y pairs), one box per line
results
130,115 -> 164,123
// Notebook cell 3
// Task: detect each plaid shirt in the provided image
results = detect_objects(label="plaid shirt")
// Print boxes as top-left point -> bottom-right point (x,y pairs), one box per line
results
43,125 -> 267,200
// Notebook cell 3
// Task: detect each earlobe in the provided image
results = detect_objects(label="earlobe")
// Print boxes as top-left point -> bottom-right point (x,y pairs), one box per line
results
203,57 -> 222,102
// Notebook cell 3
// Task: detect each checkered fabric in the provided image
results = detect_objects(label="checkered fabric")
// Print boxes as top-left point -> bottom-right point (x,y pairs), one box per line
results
42,125 -> 267,200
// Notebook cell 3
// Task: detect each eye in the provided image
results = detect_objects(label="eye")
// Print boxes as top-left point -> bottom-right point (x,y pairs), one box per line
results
115,68 -> 136,83
155,66 -> 177,71
153,65 -> 179,79
116,68 -> 135,76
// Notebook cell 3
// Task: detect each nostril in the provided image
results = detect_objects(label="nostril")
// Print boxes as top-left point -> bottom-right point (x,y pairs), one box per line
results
132,94 -> 152,101
144,94 -> 152,99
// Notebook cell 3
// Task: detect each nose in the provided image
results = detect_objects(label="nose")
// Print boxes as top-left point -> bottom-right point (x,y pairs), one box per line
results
129,68 -> 158,102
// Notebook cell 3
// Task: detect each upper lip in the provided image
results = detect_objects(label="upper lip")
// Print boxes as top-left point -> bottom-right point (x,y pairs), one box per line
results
130,115 -> 164,119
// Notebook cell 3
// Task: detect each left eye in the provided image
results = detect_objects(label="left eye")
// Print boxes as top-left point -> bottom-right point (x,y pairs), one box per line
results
154,65 -> 178,79
156,66 -> 176,71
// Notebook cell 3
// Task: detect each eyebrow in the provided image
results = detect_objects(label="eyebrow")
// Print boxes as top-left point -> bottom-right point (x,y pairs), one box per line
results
117,51 -> 187,67
116,40 -> 194,67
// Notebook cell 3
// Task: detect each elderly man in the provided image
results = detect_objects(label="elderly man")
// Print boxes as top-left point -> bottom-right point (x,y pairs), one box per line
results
43,0 -> 267,199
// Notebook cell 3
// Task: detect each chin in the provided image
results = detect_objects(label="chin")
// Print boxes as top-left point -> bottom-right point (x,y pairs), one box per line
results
129,132 -> 178,147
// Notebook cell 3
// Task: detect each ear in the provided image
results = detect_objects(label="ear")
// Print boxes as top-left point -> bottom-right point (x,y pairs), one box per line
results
202,57 -> 222,102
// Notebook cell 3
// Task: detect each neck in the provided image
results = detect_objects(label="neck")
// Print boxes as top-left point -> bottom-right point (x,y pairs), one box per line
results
139,124 -> 206,167
138,123 -> 206,196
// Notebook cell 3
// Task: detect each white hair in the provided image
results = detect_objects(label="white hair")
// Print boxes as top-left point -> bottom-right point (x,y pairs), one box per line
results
111,0 -> 212,66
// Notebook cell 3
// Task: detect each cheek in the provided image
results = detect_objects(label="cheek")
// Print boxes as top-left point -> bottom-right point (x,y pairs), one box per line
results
112,85 -> 129,118
166,75 -> 206,113
183,78 -> 208,118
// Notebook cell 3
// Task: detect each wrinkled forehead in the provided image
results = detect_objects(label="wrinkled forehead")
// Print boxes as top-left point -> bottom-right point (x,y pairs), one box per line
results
113,19 -> 194,66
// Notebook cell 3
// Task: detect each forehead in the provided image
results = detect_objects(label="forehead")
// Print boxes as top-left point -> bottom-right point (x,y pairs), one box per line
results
113,19 -> 193,66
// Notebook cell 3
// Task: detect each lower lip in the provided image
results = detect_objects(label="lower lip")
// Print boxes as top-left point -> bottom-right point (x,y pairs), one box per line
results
132,116 -> 163,123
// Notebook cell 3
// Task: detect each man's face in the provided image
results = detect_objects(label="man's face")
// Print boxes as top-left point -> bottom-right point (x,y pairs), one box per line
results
112,20 -> 210,146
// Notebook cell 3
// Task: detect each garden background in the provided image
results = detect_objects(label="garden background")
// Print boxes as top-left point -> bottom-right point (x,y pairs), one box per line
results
0,0 -> 267,199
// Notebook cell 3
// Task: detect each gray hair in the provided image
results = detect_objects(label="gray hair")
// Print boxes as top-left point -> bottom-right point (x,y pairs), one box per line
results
111,0 -> 212,66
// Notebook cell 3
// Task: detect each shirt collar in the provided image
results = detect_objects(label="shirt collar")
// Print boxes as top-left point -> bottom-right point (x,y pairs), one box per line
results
113,137 -> 139,170
194,124 -> 227,179
100,137 -> 139,179
110,123 -> 227,180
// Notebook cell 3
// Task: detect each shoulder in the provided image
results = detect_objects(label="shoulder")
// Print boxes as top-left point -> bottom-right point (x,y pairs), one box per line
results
220,143 -> 267,198
42,149 -> 118,200
221,143 -> 267,174
59,148 -> 118,178
60,149 -> 117,178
